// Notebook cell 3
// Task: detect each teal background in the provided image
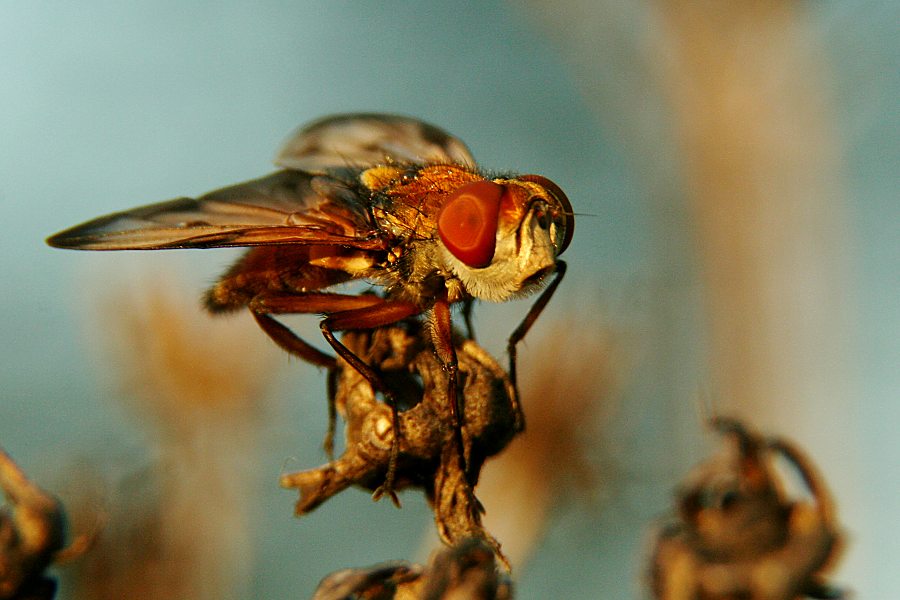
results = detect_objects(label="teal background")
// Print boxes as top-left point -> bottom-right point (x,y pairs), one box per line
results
1,2 -> 896,598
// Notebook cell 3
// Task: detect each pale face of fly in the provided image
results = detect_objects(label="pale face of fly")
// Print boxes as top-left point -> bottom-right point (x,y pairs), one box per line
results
435,176 -> 571,302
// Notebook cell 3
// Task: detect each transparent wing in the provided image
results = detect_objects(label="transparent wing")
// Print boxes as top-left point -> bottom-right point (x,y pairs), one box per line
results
47,170 -> 384,251
274,113 -> 475,172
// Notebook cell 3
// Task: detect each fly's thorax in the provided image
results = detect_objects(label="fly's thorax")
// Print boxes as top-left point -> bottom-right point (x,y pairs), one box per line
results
437,179 -> 567,302
362,164 -> 485,239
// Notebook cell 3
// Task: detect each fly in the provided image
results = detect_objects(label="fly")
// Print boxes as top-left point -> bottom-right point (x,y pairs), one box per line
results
47,113 -> 574,500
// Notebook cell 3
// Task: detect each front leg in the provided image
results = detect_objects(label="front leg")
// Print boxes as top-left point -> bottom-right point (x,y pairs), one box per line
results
430,291 -> 469,483
506,260 -> 567,432
460,298 -> 477,341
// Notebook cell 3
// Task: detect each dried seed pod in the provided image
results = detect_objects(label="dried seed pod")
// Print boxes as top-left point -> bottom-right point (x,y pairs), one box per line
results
1,447 -> 93,600
280,321 -> 518,551
312,538 -> 512,600
650,418 -> 844,600
312,562 -> 420,600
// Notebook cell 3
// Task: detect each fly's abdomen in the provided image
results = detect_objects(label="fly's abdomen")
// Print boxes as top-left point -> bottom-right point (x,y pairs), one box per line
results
204,246 -> 355,313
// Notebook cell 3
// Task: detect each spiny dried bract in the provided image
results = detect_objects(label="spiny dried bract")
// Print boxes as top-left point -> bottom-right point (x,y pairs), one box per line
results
0,448 -> 75,600
311,538 -> 512,600
650,418 -> 844,600
279,322 -> 519,548
311,563 -> 421,600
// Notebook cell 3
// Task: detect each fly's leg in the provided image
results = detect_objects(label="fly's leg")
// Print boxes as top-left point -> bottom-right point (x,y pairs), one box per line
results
252,311 -> 337,369
252,292 -> 420,505
431,292 -> 469,482
461,298 -> 476,341
318,300 -> 420,505
251,311 -> 340,457
324,367 -> 339,460
506,260 -> 567,432
433,292 -> 488,523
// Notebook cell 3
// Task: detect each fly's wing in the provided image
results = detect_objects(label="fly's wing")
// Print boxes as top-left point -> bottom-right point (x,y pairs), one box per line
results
47,170 -> 384,251
274,113 -> 475,172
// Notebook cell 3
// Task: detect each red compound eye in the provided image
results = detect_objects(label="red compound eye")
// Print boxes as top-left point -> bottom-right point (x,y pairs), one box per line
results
519,174 -> 574,255
437,180 -> 504,268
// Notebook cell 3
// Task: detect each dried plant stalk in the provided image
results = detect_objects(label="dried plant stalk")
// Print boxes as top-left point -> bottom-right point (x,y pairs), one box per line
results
656,1 -> 853,431
280,321 -> 519,555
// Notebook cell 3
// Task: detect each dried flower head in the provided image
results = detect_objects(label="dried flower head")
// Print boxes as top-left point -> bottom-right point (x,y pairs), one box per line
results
650,418 -> 844,599
280,321 -> 519,557
1,447 -> 91,600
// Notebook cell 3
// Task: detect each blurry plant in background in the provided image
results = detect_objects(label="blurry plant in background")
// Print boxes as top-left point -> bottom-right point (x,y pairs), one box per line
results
1,446 -> 93,600
475,313 -> 625,570
519,0 -> 855,435
651,419 -> 844,599
61,276 -> 280,599
518,0 -> 880,590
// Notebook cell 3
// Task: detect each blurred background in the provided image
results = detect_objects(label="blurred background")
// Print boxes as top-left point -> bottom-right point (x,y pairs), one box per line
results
1,1 -> 896,598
